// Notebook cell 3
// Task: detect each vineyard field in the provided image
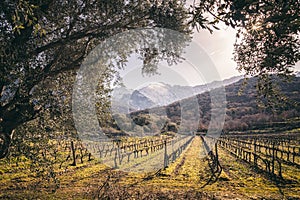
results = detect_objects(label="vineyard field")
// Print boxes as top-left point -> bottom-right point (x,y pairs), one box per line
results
1,133 -> 300,199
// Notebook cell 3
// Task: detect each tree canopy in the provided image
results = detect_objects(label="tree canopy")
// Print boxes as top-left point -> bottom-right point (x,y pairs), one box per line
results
1,0 -> 299,159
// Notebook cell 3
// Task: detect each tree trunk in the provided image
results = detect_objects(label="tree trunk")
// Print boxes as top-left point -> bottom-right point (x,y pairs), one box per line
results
0,131 -> 12,159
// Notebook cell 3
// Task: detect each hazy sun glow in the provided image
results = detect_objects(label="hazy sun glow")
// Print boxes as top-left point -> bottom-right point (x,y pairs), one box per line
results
251,22 -> 262,31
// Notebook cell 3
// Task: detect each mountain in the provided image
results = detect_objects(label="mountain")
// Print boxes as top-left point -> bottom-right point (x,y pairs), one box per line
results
135,82 -> 193,109
131,75 -> 300,134
113,75 -> 243,111
139,75 -> 243,109
193,75 -> 243,94
129,90 -> 156,110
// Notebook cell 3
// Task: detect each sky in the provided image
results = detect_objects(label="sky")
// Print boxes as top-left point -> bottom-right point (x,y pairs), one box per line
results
119,26 -> 240,89
194,27 -> 239,80
194,27 -> 300,78
118,26 -> 300,90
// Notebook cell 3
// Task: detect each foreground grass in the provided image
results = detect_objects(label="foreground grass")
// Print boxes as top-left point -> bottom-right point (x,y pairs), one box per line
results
1,136 -> 299,199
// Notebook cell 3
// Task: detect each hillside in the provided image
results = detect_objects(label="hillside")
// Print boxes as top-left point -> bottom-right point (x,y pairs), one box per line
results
130,75 -> 300,134
223,76 -> 300,132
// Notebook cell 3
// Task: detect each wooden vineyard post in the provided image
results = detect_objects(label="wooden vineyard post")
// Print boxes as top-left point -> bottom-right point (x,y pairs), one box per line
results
254,139 -> 257,154
114,150 -> 118,169
118,141 -> 122,165
215,142 -> 219,162
292,147 -> 296,163
272,142 -> 275,174
113,139 -> 120,169
164,140 -> 168,168
287,146 -> 290,162
88,152 -> 92,161
278,161 -> 282,178
172,139 -> 176,162
71,141 -> 76,166
134,143 -> 137,158
98,146 -> 102,159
